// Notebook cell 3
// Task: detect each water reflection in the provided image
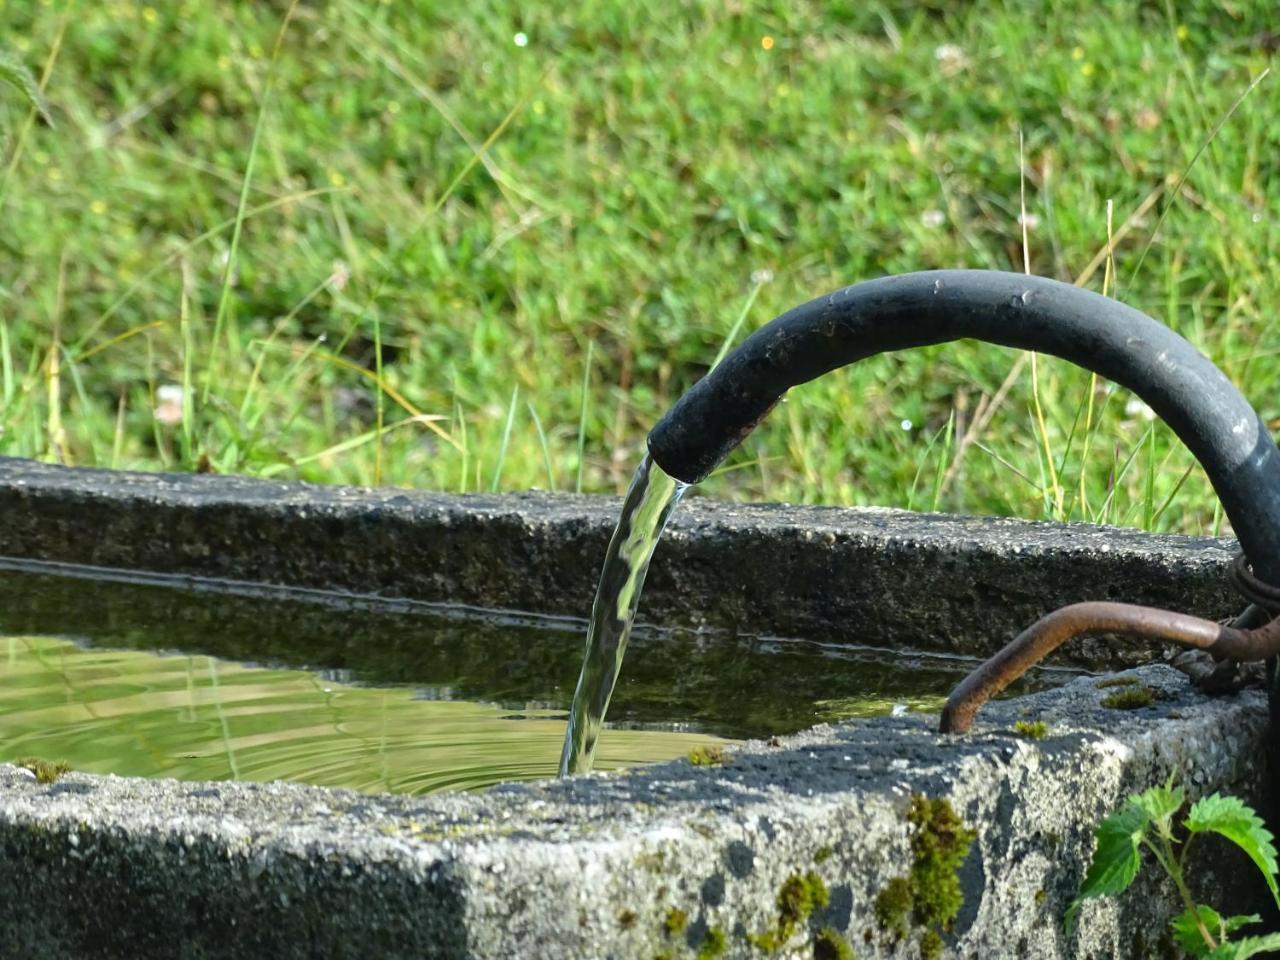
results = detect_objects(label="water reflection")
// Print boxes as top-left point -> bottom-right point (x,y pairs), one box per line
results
0,564 -> 1075,794
0,635 -> 722,793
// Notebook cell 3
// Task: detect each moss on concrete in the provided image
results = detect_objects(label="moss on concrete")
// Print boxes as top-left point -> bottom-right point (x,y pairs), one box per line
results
874,877 -> 913,941
1102,687 -> 1156,710
697,926 -> 727,959
748,870 -> 831,951
688,746 -> 728,767
15,758 -> 71,785
1013,720 -> 1048,739
908,795 -> 975,930
662,907 -> 688,937
873,795 -> 976,957
814,926 -> 856,960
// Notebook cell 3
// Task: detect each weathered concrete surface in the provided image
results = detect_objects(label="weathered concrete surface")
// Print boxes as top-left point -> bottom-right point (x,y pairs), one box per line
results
0,458 -> 1266,957
0,457 -> 1242,666
0,666 -> 1266,959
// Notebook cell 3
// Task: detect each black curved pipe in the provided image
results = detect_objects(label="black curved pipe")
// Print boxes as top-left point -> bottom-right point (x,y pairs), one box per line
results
647,270 -> 1280,585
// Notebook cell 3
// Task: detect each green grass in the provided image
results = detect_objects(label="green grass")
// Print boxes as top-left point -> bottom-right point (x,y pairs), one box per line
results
1,0 -> 1277,537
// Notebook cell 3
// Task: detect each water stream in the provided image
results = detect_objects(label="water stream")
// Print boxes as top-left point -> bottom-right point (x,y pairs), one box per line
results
558,455 -> 687,775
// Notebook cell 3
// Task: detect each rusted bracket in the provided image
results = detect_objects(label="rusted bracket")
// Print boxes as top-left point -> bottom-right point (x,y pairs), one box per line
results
940,556 -> 1280,734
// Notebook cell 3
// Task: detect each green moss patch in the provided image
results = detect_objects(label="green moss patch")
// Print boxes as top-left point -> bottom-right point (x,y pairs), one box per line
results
697,926 -> 727,959
873,876 -> 912,941
15,756 -> 71,785
873,795 -> 976,958
1101,686 -> 1156,710
662,907 -> 688,937
1013,720 -> 1048,739
814,925 -> 857,960
749,870 -> 830,950
687,746 -> 728,767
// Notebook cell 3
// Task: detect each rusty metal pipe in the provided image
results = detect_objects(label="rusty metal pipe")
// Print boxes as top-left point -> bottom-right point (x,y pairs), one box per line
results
939,602 -> 1280,734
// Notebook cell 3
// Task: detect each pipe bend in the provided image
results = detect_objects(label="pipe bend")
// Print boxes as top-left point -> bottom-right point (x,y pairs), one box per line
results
647,270 -> 1280,582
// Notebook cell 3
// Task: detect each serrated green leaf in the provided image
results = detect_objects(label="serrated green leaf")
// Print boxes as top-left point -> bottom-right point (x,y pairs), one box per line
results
1135,783 -> 1185,831
1172,905 -> 1223,957
1204,932 -> 1280,960
1065,801 -> 1149,933
0,47 -> 52,126
1186,795 -> 1280,909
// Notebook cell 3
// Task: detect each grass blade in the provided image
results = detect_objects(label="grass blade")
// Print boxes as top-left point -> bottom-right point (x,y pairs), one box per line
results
0,11 -> 68,208
575,340 -> 594,493
906,419 -> 948,512
528,400 -> 557,491
490,386 -> 519,493
203,0 -> 301,403
711,271 -> 768,370
110,390 -> 126,469
1123,67 -> 1270,294
455,401 -> 469,494
0,46 -> 52,125
930,411 -> 956,513
372,312 -> 385,485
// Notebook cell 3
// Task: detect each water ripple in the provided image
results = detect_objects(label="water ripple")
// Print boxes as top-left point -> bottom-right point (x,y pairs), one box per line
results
0,636 -> 724,794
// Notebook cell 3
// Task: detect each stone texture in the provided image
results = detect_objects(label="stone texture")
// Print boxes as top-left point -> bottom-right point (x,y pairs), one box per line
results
0,458 -> 1268,958
0,666 -> 1267,959
0,457 -> 1243,666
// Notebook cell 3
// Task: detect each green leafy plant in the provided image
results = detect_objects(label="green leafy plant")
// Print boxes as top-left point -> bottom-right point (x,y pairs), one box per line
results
1067,780 -> 1280,958
0,46 -> 51,125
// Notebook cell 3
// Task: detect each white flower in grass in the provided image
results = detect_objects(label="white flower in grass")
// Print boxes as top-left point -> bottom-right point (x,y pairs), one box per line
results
329,259 -> 351,292
513,32 -> 528,48
920,209 -> 946,228
934,44 -> 967,75
154,384 -> 185,427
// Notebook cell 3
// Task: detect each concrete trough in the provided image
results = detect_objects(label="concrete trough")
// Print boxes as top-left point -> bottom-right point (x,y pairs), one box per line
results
0,457 -> 1269,958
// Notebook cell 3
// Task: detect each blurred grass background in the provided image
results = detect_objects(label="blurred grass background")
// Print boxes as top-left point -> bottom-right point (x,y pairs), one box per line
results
0,0 -> 1276,535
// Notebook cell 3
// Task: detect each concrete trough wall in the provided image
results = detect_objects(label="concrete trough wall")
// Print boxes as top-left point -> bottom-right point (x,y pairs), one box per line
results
1,668 -> 1267,960
0,458 -> 1269,959
0,457 -> 1243,665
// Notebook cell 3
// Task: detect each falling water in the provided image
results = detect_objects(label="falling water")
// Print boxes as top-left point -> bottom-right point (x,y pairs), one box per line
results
558,454 -> 688,776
